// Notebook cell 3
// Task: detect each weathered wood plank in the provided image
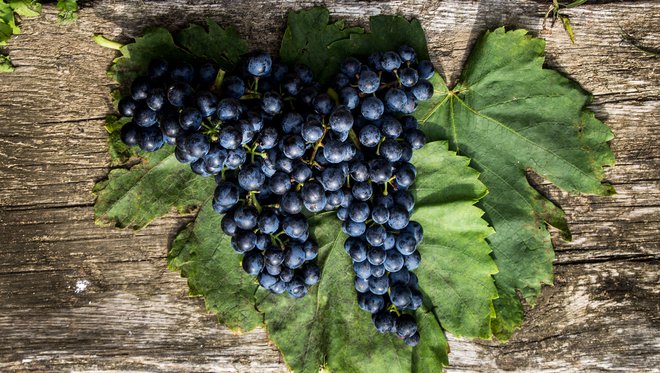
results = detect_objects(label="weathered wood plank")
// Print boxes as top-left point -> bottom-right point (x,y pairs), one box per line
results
0,0 -> 658,371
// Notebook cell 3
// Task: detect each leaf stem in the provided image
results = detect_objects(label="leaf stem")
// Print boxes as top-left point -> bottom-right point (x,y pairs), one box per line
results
93,34 -> 123,50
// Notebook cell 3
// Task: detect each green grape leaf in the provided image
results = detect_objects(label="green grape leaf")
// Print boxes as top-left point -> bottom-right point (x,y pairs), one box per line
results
168,141 -> 494,372
8,0 -> 42,18
174,19 -> 248,70
414,28 -> 615,340
56,0 -> 77,24
168,200 -> 262,331
0,54 -> 14,72
280,7 -> 363,84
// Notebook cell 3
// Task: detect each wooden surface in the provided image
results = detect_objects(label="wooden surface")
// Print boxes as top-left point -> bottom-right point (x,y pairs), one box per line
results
0,0 -> 658,371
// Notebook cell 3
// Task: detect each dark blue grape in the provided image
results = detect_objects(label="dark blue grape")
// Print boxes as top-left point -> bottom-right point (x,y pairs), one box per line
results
301,181 -> 324,204
380,116 -> 402,139
395,314 -> 417,338
225,148 -> 247,169
385,88 -> 407,113
368,275 -> 389,295
287,278 -> 308,298
373,311 -> 397,333
343,220 -> 366,237
357,70 -> 380,94
242,250 -> 264,276
357,292 -> 384,313
404,332 -> 420,347
238,164 -> 265,191
118,97 -> 137,117
368,158 -> 393,184
136,126 -> 163,152
120,122 -> 140,147
130,77 -> 151,100
218,126 -> 241,150
234,205 -> 259,230
196,91 -> 218,117
313,93 -> 333,115
341,57 -> 361,77
355,277 -> 370,293
182,132 -> 210,159
221,213 -> 237,236
353,260 -> 371,279
283,214 -> 308,239
394,163 -> 416,188
197,62 -> 217,87
258,272 -> 278,289
405,250 -> 421,271
303,241 -> 318,261
361,96 -> 384,120
169,62 -> 194,83
351,181 -> 373,201
284,244 -> 306,269
302,119 -> 324,142
232,230 -> 257,253
282,135 -> 305,159
366,225 -> 387,247
301,264 -> 320,285
265,248 -> 285,266
146,87 -> 166,111
283,74 -> 303,96
281,191 -> 303,214
371,205 -> 390,225
398,45 -> 416,62
339,86 -> 360,110
396,232 -> 417,256
179,107 -> 203,131
418,60 -> 435,80
247,52 -> 272,77
281,112 -> 304,134
148,58 -> 169,80
133,104 -> 157,127
359,125 -> 381,147
404,128 -> 426,150
217,98 -> 242,121
261,92 -> 282,115
293,64 -> 313,84
380,51 -> 402,72
257,126 -> 278,149
329,106 -> 353,132
399,67 -> 419,87
412,79 -> 433,101
222,75 -> 245,99
320,167 -> 345,191
167,82 -> 193,107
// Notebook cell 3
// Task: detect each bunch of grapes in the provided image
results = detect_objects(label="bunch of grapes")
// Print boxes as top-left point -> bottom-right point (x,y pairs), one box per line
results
115,44 -> 435,345
116,53 -> 325,298
326,45 -> 433,346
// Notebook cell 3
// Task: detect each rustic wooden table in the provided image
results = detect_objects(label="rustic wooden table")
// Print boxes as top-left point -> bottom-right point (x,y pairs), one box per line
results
0,1 -> 658,371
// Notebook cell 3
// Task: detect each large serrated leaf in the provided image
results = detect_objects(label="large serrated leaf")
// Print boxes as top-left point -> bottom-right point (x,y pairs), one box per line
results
414,28 -> 615,340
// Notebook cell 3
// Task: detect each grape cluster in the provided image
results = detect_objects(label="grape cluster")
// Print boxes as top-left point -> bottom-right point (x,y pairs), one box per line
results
328,45 -> 433,346
115,44 -> 434,345
116,53 -> 325,298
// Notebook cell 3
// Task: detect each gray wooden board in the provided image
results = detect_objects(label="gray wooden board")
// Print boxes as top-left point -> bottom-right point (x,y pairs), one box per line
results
0,0 -> 658,371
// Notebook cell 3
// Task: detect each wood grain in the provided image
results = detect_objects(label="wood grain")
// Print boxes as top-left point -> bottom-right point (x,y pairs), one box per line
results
0,0 -> 658,371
